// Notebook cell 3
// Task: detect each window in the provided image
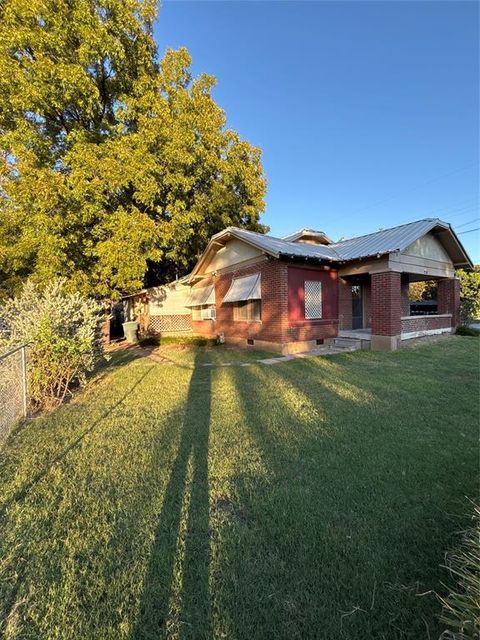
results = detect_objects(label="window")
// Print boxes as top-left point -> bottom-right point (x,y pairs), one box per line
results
191,305 -> 215,320
233,299 -> 261,322
304,280 -> 322,319
192,306 -> 202,321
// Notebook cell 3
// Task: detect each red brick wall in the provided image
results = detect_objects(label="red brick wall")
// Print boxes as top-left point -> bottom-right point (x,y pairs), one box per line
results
437,278 -> 460,327
401,278 -> 410,316
191,259 -> 341,345
371,271 -> 402,336
338,278 -> 352,329
191,259 -> 289,343
401,315 -> 452,333
286,266 -> 338,342
363,281 -> 372,328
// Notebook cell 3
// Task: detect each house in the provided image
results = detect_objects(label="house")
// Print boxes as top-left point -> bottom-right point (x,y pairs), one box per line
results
122,278 -> 191,335
133,218 -> 472,352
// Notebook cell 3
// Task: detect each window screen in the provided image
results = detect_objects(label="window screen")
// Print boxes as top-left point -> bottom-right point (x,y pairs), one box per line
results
304,281 -> 322,319
233,299 -> 261,322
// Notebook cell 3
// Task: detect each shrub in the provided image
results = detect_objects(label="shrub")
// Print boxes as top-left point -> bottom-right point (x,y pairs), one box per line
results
141,335 -> 216,348
456,326 -> 480,337
457,267 -> 480,319
438,503 -> 480,639
0,280 -> 103,410
460,297 -> 478,327
138,335 -> 161,347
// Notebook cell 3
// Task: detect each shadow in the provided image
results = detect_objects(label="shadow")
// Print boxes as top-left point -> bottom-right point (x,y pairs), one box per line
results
0,363 -> 155,519
132,351 -> 211,640
215,357 -> 478,640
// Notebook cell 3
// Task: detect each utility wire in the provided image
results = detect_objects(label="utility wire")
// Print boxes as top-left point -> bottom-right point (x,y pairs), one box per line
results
455,217 -> 480,229
458,228 -> 480,235
334,161 -> 479,223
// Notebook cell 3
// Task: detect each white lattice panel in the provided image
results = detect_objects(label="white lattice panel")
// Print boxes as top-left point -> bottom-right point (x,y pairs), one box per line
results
148,315 -> 192,334
304,281 -> 322,319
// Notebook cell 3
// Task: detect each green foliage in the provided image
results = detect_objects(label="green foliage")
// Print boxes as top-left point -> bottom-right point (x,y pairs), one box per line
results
0,279 -> 103,409
439,502 -> 480,639
0,0 -> 266,300
456,325 -> 480,337
408,280 -> 437,302
457,267 -> 480,319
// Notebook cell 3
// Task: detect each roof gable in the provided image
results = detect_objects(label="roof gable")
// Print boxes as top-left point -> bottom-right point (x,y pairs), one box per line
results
282,228 -> 333,245
331,219 -> 471,267
190,218 -> 473,279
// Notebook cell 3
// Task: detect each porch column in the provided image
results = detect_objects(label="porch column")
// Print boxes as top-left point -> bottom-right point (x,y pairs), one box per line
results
437,277 -> 460,327
371,271 -> 402,351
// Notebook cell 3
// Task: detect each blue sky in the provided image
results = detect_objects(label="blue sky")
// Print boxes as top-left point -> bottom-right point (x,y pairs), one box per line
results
154,1 -> 479,263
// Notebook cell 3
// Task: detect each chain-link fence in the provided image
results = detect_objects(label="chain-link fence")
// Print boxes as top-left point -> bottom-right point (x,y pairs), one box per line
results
0,344 -> 28,446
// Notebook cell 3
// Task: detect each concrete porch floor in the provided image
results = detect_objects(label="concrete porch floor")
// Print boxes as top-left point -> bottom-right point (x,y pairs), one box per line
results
338,328 -> 372,340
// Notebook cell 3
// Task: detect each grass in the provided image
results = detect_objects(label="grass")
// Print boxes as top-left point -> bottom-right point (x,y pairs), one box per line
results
139,335 -> 278,367
0,337 -> 478,640
439,501 -> 480,638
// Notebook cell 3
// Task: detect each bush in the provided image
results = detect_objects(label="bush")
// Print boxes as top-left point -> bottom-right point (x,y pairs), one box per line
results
456,326 -> 480,337
438,503 -> 480,639
457,268 -> 480,319
0,280 -> 103,410
460,297 -> 478,327
140,335 -> 216,348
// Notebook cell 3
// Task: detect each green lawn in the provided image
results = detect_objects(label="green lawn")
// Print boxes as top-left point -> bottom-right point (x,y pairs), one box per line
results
0,337 -> 478,640
147,338 -> 278,367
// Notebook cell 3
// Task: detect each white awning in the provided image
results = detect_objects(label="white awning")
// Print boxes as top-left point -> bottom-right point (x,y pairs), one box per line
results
185,284 -> 215,307
222,273 -> 261,303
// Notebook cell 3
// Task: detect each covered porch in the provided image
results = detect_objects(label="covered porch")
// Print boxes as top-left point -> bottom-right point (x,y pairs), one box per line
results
338,270 -> 459,351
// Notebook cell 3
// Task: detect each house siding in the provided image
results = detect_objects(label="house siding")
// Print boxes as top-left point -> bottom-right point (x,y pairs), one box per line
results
191,259 -> 289,344
286,266 -> 338,342
191,260 -> 340,348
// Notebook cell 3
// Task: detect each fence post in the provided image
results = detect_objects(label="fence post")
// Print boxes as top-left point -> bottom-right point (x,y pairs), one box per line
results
21,345 -> 28,418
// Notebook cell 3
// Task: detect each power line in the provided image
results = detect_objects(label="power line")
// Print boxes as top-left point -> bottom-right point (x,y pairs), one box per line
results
426,198 -> 478,217
446,206 -> 480,220
455,217 -> 480,229
458,227 -> 480,235
335,161 -> 479,223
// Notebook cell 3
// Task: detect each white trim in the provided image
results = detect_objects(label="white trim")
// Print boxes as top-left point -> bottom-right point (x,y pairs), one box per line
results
401,313 -> 452,320
401,327 -> 452,340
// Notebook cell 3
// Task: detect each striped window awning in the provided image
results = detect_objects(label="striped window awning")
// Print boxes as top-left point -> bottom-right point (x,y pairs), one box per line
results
222,273 -> 261,303
186,284 -> 215,307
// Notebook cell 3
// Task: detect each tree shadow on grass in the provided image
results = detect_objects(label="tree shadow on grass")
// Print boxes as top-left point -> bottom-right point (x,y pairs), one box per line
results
217,359 -> 476,640
132,352 -> 211,640
0,361 -> 155,519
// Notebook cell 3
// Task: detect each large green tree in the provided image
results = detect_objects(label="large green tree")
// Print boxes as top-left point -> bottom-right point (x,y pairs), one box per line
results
0,0 -> 266,299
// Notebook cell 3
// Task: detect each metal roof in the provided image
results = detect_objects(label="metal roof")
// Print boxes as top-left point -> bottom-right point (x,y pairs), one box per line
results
330,219 -> 446,261
282,228 -> 333,244
191,217 -> 473,278
215,227 -> 339,261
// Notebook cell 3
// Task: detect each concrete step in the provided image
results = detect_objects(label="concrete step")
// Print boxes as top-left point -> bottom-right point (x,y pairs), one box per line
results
334,337 -> 362,350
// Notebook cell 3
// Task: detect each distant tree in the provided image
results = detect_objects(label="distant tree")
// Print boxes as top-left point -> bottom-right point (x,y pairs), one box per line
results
457,266 -> 480,320
0,0 -> 266,300
408,280 -> 437,302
